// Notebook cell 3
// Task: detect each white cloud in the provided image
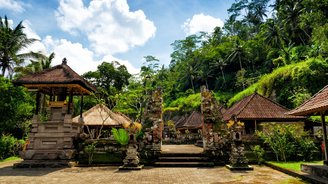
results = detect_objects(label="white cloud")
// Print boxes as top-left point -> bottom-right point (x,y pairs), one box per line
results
43,36 -> 99,75
55,0 -> 156,55
0,0 -> 25,13
182,13 -> 224,35
43,36 -> 139,75
21,20 -> 47,53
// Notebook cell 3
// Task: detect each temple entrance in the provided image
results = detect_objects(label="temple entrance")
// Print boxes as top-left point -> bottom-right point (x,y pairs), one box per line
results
150,86 -> 231,167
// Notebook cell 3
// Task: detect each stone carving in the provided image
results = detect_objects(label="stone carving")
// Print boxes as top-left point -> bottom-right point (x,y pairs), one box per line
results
200,86 -> 224,150
138,88 -> 163,164
120,123 -> 144,170
143,88 -> 163,147
200,86 -> 230,165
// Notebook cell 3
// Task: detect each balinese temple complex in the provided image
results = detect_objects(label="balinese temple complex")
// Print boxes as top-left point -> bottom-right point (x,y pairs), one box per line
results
13,58 -> 96,167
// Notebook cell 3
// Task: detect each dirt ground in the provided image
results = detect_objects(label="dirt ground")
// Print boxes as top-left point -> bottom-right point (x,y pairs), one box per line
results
0,160 -> 305,184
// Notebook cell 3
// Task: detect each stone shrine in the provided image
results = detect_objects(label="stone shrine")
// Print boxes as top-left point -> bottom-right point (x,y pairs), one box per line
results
13,58 -> 96,167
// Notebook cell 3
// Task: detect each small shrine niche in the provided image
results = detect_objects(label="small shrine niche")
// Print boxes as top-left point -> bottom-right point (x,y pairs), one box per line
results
226,115 -> 253,170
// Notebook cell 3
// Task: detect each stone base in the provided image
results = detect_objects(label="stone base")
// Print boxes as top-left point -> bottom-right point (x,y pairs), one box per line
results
301,164 -> 328,179
13,160 -> 77,168
119,165 -> 144,170
225,164 -> 253,171
20,149 -> 76,160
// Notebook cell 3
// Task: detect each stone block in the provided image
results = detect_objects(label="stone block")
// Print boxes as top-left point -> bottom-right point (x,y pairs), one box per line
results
22,150 -> 35,159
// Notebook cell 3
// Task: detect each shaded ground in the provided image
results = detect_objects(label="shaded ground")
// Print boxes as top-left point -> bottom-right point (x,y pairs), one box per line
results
161,144 -> 203,154
0,160 -> 305,184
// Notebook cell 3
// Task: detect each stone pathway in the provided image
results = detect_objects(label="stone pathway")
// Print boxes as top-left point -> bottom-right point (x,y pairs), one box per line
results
0,161 -> 305,184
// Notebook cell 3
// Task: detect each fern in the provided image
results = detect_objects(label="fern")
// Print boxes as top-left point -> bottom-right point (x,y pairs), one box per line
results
111,128 -> 129,146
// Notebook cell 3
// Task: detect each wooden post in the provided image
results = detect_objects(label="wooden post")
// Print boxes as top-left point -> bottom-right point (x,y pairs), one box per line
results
255,120 -> 257,131
80,94 -> 84,118
67,89 -> 73,114
321,113 -> 328,165
35,91 -> 41,115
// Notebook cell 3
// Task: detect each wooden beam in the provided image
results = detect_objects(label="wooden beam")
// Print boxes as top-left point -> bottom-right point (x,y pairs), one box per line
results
23,84 -> 92,94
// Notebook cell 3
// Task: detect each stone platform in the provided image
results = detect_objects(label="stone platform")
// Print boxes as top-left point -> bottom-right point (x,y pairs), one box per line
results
13,160 -> 77,168
301,164 -> 328,181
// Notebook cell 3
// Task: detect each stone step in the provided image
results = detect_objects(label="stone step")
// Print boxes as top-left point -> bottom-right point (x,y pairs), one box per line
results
160,152 -> 204,157
158,157 -> 209,162
154,161 -> 214,167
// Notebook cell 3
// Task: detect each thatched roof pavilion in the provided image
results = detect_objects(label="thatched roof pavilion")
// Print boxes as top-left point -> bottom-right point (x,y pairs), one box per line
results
223,93 -> 306,134
14,58 -> 96,95
13,58 -> 97,116
73,104 -> 131,127
287,85 -> 328,165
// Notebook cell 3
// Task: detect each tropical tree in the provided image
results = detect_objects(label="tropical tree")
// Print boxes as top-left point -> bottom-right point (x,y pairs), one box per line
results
0,16 -> 37,77
83,61 -> 131,109
0,76 -> 34,136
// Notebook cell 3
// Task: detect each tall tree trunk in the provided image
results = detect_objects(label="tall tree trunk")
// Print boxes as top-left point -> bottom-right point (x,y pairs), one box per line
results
220,66 -> 226,84
190,77 -> 195,93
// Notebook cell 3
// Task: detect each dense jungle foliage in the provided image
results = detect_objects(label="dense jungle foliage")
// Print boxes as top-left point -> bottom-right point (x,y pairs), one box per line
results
1,0 -> 328,135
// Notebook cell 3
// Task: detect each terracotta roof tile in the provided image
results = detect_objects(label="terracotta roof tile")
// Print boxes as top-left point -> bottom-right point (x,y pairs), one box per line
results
176,111 -> 202,129
223,93 -> 306,121
175,116 -> 187,129
288,85 -> 328,116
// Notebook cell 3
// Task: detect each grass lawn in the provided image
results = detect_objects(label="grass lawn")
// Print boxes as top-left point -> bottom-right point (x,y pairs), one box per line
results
0,156 -> 21,163
268,160 -> 323,172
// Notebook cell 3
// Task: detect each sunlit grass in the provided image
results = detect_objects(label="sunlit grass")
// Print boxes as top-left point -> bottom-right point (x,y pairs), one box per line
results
0,156 -> 21,163
268,160 -> 323,172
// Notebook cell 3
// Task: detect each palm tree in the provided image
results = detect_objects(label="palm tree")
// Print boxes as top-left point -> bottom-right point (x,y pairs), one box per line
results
0,16 -> 37,77
15,52 -> 54,77
226,38 -> 246,71
211,58 -> 226,84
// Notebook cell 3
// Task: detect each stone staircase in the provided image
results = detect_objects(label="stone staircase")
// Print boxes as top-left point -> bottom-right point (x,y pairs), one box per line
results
154,152 -> 214,167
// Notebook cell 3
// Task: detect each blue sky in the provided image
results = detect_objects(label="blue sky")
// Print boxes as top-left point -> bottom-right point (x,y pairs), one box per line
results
0,0 -> 234,74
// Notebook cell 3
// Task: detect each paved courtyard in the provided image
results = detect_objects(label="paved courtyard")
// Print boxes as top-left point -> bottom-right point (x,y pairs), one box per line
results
0,160 -> 305,184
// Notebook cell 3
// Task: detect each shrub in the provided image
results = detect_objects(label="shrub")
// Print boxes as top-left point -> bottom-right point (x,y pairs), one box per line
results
0,134 -> 24,160
84,143 -> 96,165
111,128 -> 129,146
252,145 -> 265,165
256,124 -> 316,162
297,137 -> 316,161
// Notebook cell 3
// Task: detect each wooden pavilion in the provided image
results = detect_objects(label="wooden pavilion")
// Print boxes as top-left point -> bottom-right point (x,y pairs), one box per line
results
13,58 -> 96,167
223,93 -> 307,135
72,104 -> 131,139
288,85 -> 328,166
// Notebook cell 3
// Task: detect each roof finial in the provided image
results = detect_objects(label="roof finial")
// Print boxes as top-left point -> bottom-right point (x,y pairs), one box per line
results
62,58 -> 67,65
